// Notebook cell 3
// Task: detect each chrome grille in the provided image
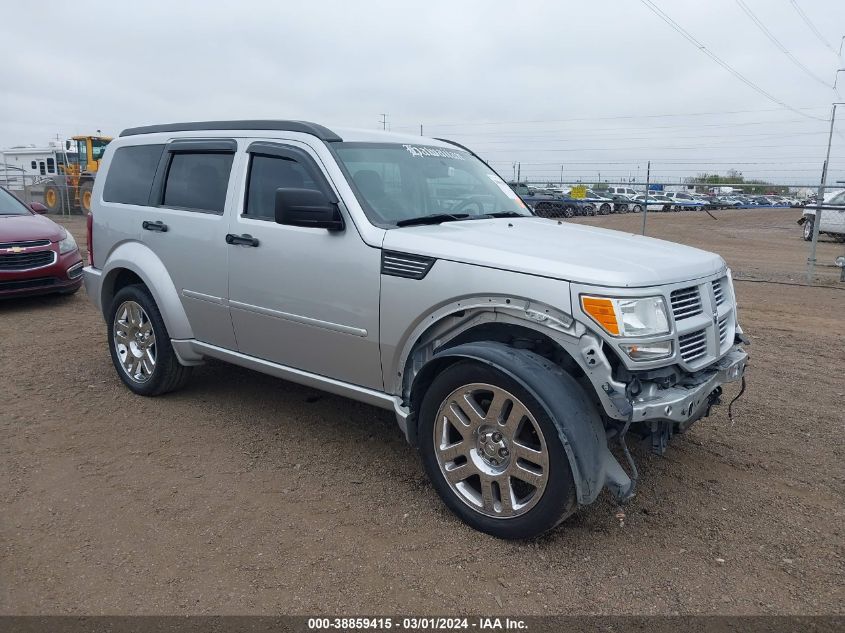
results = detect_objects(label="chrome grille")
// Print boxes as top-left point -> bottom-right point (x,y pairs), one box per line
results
718,316 -> 729,345
678,329 -> 707,363
381,251 -> 435,280
712,277 -> 727,305
0,249 -> 56,271
0,239 -> 50,249
670,286 -> 702,321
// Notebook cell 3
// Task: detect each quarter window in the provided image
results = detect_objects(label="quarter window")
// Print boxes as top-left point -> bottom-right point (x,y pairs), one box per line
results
162,152 -> 233,213
244,154 -> 318,219
103,144 -> 164,205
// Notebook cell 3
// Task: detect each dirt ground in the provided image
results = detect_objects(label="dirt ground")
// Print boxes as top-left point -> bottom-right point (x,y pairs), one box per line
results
1,208 -> 843,615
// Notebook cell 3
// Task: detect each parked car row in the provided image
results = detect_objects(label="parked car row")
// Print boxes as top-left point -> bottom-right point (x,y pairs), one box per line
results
510,183 -> 808,215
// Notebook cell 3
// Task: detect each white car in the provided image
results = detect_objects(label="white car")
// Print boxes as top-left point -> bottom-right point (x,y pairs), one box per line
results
633,194 -> 673,212
799,189 -> 845,241
664,192 -> 706,211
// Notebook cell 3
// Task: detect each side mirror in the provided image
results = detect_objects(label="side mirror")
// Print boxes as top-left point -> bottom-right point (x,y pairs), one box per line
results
274,188 -> 343,231
30,202 -> 48,214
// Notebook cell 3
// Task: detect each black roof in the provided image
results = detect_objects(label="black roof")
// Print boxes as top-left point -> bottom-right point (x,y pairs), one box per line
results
119,120 -> 342,142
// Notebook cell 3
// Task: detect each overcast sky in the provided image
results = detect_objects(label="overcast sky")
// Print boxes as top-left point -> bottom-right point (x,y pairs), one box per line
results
2,0 -> 844,186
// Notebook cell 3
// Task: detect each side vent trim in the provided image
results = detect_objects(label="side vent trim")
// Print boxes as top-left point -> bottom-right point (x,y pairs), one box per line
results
381,251 -> 436,280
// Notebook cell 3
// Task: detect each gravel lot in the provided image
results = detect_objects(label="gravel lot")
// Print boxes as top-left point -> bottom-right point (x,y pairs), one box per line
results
1,208 -> 843,615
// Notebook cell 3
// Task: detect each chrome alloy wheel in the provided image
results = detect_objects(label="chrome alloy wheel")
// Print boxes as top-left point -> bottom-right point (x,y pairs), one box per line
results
433,383 -> 550,519
113,300 -> 156,383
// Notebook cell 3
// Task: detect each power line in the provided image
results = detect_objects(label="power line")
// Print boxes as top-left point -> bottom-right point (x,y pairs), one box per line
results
735,0 -> 833,88
639,0 -> 826,121
788,0 -> 838,56
390,106 -> 828,130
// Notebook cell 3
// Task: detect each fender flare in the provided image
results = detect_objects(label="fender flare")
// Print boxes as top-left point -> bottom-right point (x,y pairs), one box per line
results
100,241 -> 194,340
412,341 -> 632,506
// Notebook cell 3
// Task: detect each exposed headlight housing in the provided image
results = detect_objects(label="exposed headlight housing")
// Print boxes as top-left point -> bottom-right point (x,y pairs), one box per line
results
581,295 -> 670,337
620,340 -> 673,362
58,231 -> 78,254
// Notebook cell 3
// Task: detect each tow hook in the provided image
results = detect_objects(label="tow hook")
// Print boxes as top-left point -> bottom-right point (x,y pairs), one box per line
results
703,385 -> 723,418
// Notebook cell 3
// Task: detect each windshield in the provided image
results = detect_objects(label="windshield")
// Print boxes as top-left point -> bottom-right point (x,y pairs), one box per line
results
91,139 -> 110,161
0,187 -> 31,215
333,142 -> 532,227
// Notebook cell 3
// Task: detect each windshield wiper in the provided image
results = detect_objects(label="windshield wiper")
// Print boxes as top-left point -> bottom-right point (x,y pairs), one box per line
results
479,211 -> 525,218
395,213 -> 471,227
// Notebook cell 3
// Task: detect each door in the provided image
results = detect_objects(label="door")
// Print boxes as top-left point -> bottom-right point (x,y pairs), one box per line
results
226,140 -> 383,390
820,191 -> 845,235
140,138 -> 239,349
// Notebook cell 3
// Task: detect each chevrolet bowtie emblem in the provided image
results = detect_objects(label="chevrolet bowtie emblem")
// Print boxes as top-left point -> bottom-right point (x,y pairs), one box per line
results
6,246 -> 24,253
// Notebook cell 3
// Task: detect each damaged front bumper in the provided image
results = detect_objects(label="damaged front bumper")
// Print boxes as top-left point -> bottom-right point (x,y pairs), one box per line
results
631,348 -> 748,425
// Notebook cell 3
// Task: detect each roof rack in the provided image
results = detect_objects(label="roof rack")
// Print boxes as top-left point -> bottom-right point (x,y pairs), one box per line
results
119,120 -> 342,142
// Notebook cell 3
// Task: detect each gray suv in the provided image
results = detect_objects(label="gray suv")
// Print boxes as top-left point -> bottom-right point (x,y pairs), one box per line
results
84,120 -> 748,539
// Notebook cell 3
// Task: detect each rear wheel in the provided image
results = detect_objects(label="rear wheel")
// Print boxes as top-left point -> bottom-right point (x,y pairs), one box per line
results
79,181 -> 94,214
107,284 -> 192,396
563,205 -> 576,218
632,204 -> 642,213
42,182 -> 64,213
599,203 -> 611,215
419,360 -> 577,539
617,203 -> 628,214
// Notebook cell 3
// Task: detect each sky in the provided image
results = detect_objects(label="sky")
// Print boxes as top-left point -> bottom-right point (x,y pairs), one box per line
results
1,0 -> 844,187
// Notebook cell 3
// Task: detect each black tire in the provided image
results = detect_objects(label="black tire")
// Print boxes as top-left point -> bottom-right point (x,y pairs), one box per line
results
617,204 -> 628,214
42,182 -> 64,213
563,205 -> 575,219
418,360 -> 578,539
599,203 -> 611,215
107,284 -> 192,396
79,181 -> 94,214
802,217 -> 814,241
632,204 -> 642,213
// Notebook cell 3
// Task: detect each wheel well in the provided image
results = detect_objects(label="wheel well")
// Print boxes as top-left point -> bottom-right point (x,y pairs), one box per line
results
101,268 -> 144,315
406,321 -> 589,444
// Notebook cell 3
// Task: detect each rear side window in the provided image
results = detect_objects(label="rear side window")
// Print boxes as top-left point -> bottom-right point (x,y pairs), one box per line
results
103,144 -> 164,205
163,153 -> 233,213
245,154 -> 317,219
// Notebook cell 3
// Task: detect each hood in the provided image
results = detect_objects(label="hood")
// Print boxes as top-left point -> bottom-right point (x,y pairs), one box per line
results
0,213 -> 65,244
383,217 -> 725,288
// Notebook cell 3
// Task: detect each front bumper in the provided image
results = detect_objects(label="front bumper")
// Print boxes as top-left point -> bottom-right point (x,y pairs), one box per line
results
0,247 -> 83,299
631,348 -> 747,424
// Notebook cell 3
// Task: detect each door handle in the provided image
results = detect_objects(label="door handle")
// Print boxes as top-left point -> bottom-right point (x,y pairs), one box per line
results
142,220 -> 168,232
225,233 -> 260,247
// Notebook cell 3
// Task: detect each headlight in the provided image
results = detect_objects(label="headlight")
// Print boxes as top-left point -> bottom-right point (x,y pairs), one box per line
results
581,295 -> 670,337
58,231 -> 78,254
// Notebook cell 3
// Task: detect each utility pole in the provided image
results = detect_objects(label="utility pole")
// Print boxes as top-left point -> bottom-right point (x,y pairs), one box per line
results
379,114 -> 388,130
641,161 -> 651,236
420,124 -> 423,136
559,164 -> 564,186
807,101 -> 844,281
517,162 -> 521,183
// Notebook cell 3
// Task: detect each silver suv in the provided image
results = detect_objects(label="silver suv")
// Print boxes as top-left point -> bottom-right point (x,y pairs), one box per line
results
84,120 -> 748,539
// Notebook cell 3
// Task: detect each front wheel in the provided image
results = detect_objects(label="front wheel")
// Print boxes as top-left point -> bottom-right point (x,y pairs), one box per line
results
803,217 -> 814,241
107,284 -> 192,396
599,203 -> 611,215
419,360 -> 577,539
617,204 -> 628,214
632,204 -> 642,213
